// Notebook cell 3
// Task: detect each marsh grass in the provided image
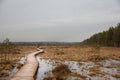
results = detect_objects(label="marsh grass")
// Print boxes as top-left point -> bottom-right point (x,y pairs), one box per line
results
89,66 -> 104,77
40,46 -> 120,62
111,74 -> 120,78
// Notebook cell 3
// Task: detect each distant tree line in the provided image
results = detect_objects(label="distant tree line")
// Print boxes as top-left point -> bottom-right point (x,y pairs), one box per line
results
13,42 -> 79,46
82,23 -> 120,47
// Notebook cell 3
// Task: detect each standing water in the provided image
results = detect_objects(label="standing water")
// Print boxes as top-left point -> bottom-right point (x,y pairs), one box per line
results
7,56 -> 120,80
36,57 -> 120,80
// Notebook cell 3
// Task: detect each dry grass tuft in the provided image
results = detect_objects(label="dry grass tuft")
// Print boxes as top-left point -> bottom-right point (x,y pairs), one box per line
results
112,74 -> 120,78
43,77 -> 56,80
0,71 -> 9,77
52,64 -> 71,77
88,54 -> 108,62
89,66 -> 103,76
71,72 -> 86,79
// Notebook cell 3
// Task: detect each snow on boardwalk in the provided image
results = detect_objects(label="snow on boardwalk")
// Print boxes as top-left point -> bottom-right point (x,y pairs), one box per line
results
10,49 -> 44,80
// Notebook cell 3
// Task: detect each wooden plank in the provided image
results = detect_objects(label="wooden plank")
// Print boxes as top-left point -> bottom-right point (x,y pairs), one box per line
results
10,49 -> 44,80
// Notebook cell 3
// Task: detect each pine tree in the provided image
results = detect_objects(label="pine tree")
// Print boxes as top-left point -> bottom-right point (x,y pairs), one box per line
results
82,23 -> 120,47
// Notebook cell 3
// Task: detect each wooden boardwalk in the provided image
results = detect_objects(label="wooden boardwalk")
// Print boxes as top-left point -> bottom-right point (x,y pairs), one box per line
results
10,49 -> 44,80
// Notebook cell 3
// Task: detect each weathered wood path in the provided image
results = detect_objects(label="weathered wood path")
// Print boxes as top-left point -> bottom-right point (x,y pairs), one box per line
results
10,49 -> 44,80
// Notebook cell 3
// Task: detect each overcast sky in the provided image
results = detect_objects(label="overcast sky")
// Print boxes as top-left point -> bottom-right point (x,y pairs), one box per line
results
0,0 -> 120,42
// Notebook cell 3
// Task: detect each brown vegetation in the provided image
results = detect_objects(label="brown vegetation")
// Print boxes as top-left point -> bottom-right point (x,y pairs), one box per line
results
0,71 -> 9,77
52,64 -> 71,77
44,64 -> 87,80
0,45 -> 120,79
39,46 -> 120,61
1,45 -> 119,62
111,74 -> 120,78
89,66 -> 103,76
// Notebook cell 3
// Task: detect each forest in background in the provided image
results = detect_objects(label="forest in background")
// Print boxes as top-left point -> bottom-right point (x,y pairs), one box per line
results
82,23 -> 120,47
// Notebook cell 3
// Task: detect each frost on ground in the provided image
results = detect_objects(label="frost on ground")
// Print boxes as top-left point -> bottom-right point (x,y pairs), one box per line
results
36,57 -> 120,80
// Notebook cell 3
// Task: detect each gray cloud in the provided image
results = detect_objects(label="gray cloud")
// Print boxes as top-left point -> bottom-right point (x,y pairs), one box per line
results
0,0 -> 120,42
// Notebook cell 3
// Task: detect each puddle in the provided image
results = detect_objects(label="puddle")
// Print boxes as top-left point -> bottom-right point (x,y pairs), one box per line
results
6,57 -> 25,79
9,57 -> 26,77
36,57 -> 120,80
4,57 -> 120,80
